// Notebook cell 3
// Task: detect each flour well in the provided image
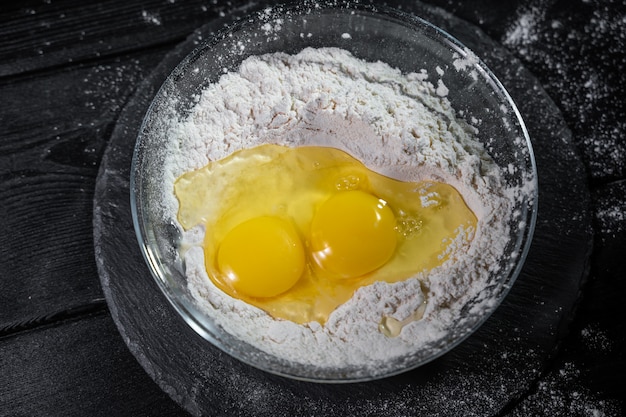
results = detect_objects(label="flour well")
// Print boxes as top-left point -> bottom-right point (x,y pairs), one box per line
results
159,47 -> 526,375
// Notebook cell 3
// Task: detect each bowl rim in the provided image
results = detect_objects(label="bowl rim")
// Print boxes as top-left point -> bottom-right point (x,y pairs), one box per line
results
130,0 -> 538,383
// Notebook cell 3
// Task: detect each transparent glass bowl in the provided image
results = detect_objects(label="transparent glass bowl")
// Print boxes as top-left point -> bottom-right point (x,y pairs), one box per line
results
131,1 -> 537,382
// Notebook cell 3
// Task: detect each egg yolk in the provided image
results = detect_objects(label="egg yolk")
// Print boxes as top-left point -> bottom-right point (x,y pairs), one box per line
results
216,216 -> 305,298
310,190 -> 397,278
175,144 -> 477,325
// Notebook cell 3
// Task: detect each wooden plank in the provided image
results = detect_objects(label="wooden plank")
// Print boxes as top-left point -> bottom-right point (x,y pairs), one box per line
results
0,311 -> 185,416
0,0 -> 258,77
0,49 -> 166,332
0,49 -> 164,159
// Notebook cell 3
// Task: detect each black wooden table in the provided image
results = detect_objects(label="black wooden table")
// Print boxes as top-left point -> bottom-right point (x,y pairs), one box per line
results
1,1 -> 624,416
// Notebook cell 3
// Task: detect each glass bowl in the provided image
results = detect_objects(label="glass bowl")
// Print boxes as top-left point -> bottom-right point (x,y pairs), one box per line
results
131,0 -> 537,383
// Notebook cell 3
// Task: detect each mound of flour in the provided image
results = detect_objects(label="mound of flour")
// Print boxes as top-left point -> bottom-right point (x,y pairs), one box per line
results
160,47 -> 517,374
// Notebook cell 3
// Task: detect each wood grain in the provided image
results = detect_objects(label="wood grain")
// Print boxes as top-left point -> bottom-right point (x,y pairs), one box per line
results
0,0 -> 258,77
0,49 -> 166,331
0,311 -> 184,417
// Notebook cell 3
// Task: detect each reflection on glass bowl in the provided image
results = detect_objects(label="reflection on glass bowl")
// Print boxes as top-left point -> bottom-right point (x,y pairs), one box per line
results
131,0 -> 537,383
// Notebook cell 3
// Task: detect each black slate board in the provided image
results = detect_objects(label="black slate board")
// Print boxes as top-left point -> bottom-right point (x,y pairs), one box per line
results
93,2 -> 592,415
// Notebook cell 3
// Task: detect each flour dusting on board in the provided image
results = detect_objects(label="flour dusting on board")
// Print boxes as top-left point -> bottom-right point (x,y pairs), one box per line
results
502,2 -> 626,181
155,47 -> 533,375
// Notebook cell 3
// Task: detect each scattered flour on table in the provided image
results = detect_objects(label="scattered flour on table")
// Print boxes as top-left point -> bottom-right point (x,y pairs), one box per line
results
158,47 -> 525,372
501,2 -> 626,181
510,361 -> 623,417
580,324 -> 613,352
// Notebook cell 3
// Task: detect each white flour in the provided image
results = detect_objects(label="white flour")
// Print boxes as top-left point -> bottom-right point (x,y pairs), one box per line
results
160,47 -> 520,375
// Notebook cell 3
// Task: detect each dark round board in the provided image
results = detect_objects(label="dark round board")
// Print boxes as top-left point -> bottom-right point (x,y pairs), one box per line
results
93,1 -> 592,415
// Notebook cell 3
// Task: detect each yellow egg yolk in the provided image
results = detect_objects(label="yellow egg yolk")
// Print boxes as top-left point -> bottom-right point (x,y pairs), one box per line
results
310,190 -> 397,278
216,216 -> 305,298
174,144 -> 477,325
